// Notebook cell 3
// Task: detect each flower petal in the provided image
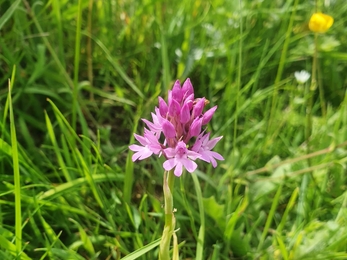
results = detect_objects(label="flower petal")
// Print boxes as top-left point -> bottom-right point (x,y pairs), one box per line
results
182,78 -> 194,98
187,150 -> 201,160
172,80 -> 183,102
180,103 -> 190,124
163,158 -> 176,171
206,136 -> 223,150
181,158 -> 197,173
134,133 -> 148,146
158,97 -> 168,117
188,118 -> 202,137
309,13 -> 334,33
174,161 -> 183,176
162,119 -> 176,138
132,149 -> 153,161
168,99 -> 181,117
142,119 -> 159,132
199,150 -> 224,167
129,144 -> 144,152
164,147 -> 176,158
202,106 -> 217,125
193,98 -> 205,117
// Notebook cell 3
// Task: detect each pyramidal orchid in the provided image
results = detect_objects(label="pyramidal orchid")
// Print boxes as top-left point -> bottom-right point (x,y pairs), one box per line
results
129,78 -> 223,260
129,78 -> 224,176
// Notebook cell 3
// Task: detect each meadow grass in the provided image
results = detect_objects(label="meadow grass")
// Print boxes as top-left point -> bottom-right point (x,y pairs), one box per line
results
0,0 -> 347,259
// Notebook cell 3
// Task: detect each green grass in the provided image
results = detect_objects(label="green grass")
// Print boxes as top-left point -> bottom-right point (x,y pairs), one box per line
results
0,0 -> 347,259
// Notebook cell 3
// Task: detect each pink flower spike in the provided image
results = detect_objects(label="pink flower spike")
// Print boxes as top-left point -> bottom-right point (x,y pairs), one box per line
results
172,80 -> 183,102
202,106 -> 217,125
158,97 -> 168,117
180,103 -> 190,124
182,78 -> 194,98
129,78 -> 223,171
163,141 -> 200,177
168,99 -> 181,117
192,132 -> 224,167
162,119 -> 176,139
193,98 -> 205,118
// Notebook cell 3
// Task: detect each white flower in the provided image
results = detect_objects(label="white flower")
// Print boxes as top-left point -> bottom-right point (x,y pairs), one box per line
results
294,70 -> 311,84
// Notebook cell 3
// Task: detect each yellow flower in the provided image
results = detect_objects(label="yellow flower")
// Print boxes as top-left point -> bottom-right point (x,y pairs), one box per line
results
309,13 -> 334,33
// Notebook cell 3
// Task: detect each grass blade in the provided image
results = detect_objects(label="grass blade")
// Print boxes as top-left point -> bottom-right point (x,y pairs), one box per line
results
0,0 -> 21,30
120,238 -> 161,260
8,69 -> 22,255
72,0 -> 83,130
192,173 -> 205,260
258,183 -> 283,250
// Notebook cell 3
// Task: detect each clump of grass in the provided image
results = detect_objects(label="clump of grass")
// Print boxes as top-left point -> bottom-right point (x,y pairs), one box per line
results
0,0 -> 347,259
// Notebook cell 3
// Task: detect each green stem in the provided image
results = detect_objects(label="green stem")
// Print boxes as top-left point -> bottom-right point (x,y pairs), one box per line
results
296,173 -> 308,227
305,32 -> 317,167
298,32 -> 318,227
268,0 -> 299,134
306,33 -> 318,158
159,170 -> 176,260
72,0 -> 83,131
233,0 -> 243,153
317,62 -> 327,117
8,68 -> 22,254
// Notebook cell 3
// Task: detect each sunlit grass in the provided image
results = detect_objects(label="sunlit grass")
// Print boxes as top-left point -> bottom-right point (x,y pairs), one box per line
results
0,0 -> 346,259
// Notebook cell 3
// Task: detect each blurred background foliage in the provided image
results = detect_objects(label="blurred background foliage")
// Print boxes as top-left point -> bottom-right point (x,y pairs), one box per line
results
0,0 -> 347,259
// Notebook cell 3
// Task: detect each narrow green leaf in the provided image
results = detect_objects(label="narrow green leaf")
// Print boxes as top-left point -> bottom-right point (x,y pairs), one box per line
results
44,110 -> 72,182
8,69 -> 22,255
0,0 -> 21,30
69,218 -> 95,256
276,235 -> 289,260
120,238 -> 160,260
192,173 -> 205,260
258,184 -> 283,250
0,234 -> 31,260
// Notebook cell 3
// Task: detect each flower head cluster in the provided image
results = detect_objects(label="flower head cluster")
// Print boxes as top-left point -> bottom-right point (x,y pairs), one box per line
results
309,13 -> 334,33
129,79 -> 224,177
294,70 -> 311,84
